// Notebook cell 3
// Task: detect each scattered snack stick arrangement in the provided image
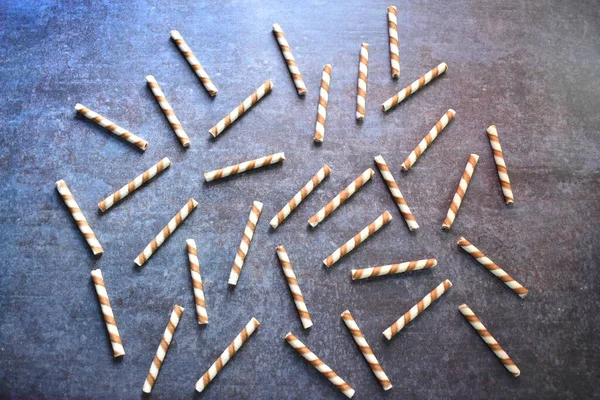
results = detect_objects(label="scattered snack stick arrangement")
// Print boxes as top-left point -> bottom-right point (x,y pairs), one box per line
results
56,7 -> 528,397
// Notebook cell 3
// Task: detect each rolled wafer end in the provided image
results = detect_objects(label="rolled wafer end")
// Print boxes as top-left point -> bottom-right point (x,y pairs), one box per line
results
74,103 -> 84,112
191,198 -> 199,208
448,108 -> 456,118
486,125 -> 497,135
308,219 -> 319,228
439,62 -> 449,73
272,23 -> 282,32
350,269 -> 358,280
457,236 -> 468,246
269,217 -> 279,229
145,75 -> 156,84
340,309 -> 350,318
265,80 -> 274,91
250,317 -> 261,328
382,328 -> 393,340
356,112 -> 364,121
323,164 -> 332,175
169,30 -> 181,39
432,259 -> 438,267
470,153 -> 480,163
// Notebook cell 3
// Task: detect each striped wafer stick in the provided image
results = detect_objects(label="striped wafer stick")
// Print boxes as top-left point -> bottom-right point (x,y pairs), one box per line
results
142,305 -> 184,393
387,6 -> 400,78
341,310 -> 392,390
401,109 -> 456,171
55,180 -> 103,256
285,332 -> 355,398
309,168 -> 374,227
186,239 -> 208,324
170,30 -> 218,96
272,23 -> 307,95
98,157 -> 171,212
459,304 -> 520,376
204,152 -> 285,182
314,64 -> 332,143
323,211 -> 392,268
382,62 -> 448,111
374,155 -> 419,230
75,104 -> 148,151
487,125 -> 514,204
134,198 -> 198,266
356,43 -> 369,120
195,317 -> 260,393
352,258 -> 437,280
383,279 -> 452,339
276,246 -> 313,329
442,154 -> 479,230
209,80 -> 273,137
457,237 -> 528,298
146,75 -> 190,147
270,165 -> 331,229
90,269 -> 124,357
228,201 -> 263,286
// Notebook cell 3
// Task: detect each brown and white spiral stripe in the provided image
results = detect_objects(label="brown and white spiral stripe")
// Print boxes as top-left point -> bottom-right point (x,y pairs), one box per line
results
442,154 -> 479,230
382,62 -> 448,111
90,269 -> 124,357
186,239 -> 208,324
204,152 -> 285,182
387,6 -> 400,78
356,43 -> 369,120
195,317 -> 260,393
228,201 -> 263,286
75,104 -> 148,151
170,30 -> 218,96
487,125 -> 514,204
146,75 -> 190,147
383,279 -> 452,340
272,24 -> 307,95
276,246 -> 313,329
314,64 -> 331,143
351,258 -> 437,280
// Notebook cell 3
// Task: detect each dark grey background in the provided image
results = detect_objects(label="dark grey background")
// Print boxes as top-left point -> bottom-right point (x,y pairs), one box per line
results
1,0 -> 599,398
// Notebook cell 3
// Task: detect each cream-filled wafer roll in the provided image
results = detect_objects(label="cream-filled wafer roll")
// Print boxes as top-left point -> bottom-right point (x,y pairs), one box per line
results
442,154 -> 479,230
356,43 -> 369,120
487,125 -> 514,204
186,239 -> 208,324
90,269 -> 124,357
55,180 -> 103,256
228,202 -> 263,286
387,6 -> 400,78
314,65 -> 332,143
401,109 -> 456,171
270,165 -> 331,229
134,198 -> 198,266
457,237 -> 528,298
285,332 -> 355,398
341,310 -> 392,390
146,75 -> 190,147
209,80 -> 273,137
383,279 -> 452,339
272,24 -> 307,95
459,304 -> 520,376
352,258 -> 437,280
195,317 -> 260,393
75,104 -> 148,151
382,62 -> 448,111
204,152 -> 285,182
374,155 -> 418,230
309,168 -> 374,227
323,211 -> 392,268
142,305 -> 184,393
276,246 -> 313,329
98,157 -> 171,212
170,30 -> 218,96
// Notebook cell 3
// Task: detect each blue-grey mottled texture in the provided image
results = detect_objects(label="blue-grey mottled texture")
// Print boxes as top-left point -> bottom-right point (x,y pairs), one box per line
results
0,0 -> 599,398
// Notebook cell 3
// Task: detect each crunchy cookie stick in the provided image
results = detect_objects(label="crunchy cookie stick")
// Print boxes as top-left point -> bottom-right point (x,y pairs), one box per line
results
314,65 -> 332,143
352,258 -> 437,280
374,155 -> 418,230
170,30 -> 218,96
91,269 -> 125,357
442,154 -> 479,229
204,152 -> 285,182
387,6 -> 400,78
272,24 -> 307,95
276,246 -> 313,329
356,43 -> 369,120
186,239 -> 208,324
382,62 -> 448,111
487,125 -> 514,204
146,75 -> 190,147
228,202 -> 263,286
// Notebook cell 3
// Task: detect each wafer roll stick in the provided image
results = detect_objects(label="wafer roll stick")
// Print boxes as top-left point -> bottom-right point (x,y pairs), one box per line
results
186,239 -> 208,324
314,65 -> 332,143
204,152 -> 285,182
323,211 -> 392,267
228,202 -> 263,286
90,269 -> 125,357
442,154 -> 479,230
401,109 -> 456,171
146,75 -> 190,147
272,24 -> 307,95
351,258 -> 437,280
170,30 -> 218,96
374,155 -> 419,230
457,237 -> 528,298
356,43 -> 369,120
459,304 -> 521,376
270,165 -> 331,229
195,318 -> 260,393
142,305 -> 184,393
98,157 -> 171,212
285,332 -> 355,398
309,168 -> 374,227
341,310 -> 392,390
276,246 -> 313,329
209,80 -> 273,137
487,125 -> 514,204
75,104 -> 148,151
134,198 -> 198,266
383,279 -> 452,339
55,180 -> 103,256
387,6 -> 400,78
382,62 -> 448,111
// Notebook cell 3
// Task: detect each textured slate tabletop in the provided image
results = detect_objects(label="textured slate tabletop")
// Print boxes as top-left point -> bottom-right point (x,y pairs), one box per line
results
1,0 -> 599,399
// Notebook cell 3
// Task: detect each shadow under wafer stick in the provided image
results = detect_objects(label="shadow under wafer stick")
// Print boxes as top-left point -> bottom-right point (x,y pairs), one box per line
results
387,6 -> 400,79
272,23 -> 307,95
351,258 -> 437,280
170,30 -> 218,96
146,75 -> 190,147
228,201 -> 263,287
487,125 -> 515,204
203,152 -> 285,182
442,154 -> 479,230
90,269 -> 124,357
381,62 -> 448,111
314,65 -> 332,143
186,239 -> 208,324
276,246 -> 313,329
356,43 -> 369,120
